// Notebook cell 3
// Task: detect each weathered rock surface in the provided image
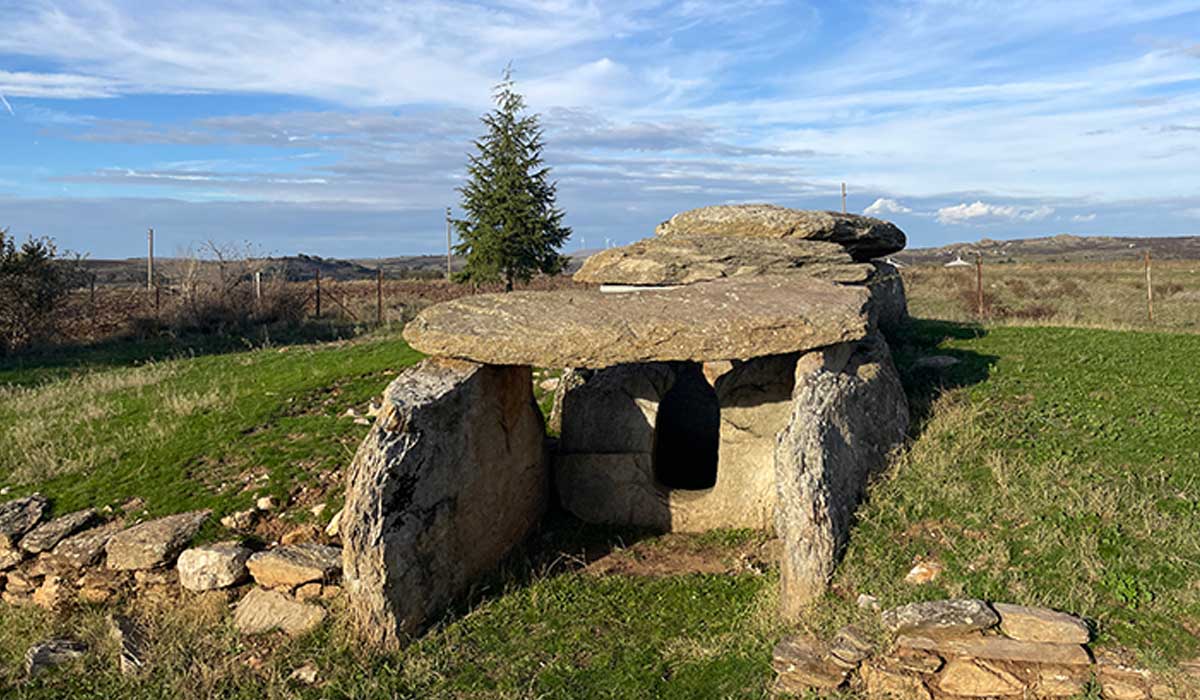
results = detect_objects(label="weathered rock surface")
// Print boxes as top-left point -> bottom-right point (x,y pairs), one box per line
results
0,493 -> 48,548
50,521 -> 123,569
774,333 -> 909,615
934,658 -> 1023,697
343,359 -> 547,646
865,261 -> 909,332
556,354 -> 799,532
772,636 -> 848,691
881,599 -> 999,638
655,204 -> 906,260
177,542 -> 252,591
233,587 -> 326,636
20,509 -> 98,554
992,602 -> 1090,644
247,543 -> 340,590
860,659 -> 934,699
828,625 -> 874,667
0,546 -> 22,570
575,235 -> 872,286
403,275 -> 869,368
105,510 -> 210,570
898,634 -> 1089,665
108,614 -> 147,676
25,638 -> 87,677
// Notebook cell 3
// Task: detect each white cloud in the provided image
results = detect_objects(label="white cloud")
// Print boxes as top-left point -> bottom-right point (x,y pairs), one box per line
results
863,197 -> 911,216
936,201 -> 1055,225
1071,213 -> 1097,222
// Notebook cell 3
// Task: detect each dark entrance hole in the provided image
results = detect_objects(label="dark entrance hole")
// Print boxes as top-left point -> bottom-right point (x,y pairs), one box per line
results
653,363 -> 720,490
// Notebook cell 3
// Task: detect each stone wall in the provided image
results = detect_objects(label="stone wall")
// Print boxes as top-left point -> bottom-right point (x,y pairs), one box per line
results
342,358 -> 547,646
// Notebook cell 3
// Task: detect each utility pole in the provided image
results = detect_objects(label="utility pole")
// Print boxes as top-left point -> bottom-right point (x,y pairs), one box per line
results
976,253 -> 984,319
445,207 -> 452,281
147,228 -> 154,291
841,183 -> 847,214
1145,250 -> 1154,322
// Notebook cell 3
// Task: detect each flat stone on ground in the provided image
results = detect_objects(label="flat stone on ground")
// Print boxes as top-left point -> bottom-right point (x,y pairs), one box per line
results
655,204 -> 906,260
247,543 -> 341,589
992,602 -> 1090,644
20,509 -> 99,554
898,634 -> 1091,665
771,636 -> 848,691
404,275 -> 869,368
105,510 -> 210,571
50,521 -> 123,569
881,599 -> 999,638
935,659 -> 1023,697
177,542 -> 252,591
233,587 -> 326,636
25,638 -> 87,677
0,493 -> 48,548
574,234 -> 871,286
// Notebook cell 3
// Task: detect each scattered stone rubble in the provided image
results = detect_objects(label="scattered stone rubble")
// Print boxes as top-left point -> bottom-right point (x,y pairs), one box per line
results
773,597 -> 1192,699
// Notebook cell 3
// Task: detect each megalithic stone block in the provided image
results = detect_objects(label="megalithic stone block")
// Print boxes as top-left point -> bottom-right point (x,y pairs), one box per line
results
342,358 -> 547,647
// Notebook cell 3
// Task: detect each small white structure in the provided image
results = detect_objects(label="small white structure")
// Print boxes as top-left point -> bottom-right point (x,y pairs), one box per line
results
944,255 -> 972,268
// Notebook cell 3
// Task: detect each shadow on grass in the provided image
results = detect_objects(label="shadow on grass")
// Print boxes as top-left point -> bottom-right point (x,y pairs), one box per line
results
0,320 -> 368,387
888,317 -> 1000,438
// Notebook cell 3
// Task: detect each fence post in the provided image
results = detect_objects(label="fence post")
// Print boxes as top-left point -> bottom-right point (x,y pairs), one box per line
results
314,269 -> 322,318
976,253 -> 984,320
90,273 -> 97,335
254,271 -> 262,306
1145,251 -> 1154,323
376,268 -> 384,326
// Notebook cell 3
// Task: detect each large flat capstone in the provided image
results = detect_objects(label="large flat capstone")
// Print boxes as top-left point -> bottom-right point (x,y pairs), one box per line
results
403,275 -> 869,368
655,205 -> 906,261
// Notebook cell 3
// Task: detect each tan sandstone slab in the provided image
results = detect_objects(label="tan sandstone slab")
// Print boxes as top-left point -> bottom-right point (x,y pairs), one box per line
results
655,204 -> 906,260
898,634 -> 1091,666
573,234 -> 872,286
403,275 -> 869,368
992,602 -> 1090,644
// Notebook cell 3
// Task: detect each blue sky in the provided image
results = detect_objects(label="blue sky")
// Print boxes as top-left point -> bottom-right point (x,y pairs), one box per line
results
1,1 -> 1199,259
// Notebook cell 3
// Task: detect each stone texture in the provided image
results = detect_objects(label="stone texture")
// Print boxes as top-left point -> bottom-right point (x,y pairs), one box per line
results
108,614 -> 147,676
654,204 -> 906,260
247,543 -> 341,589
992,602 -> 1090,644
234,587 -> 327,636
403,275 -> 869,368
574,234 -> 871,285
865,261 -> 909,332
19,509 -> 98,554
828,625 -> 875,666
177,542 -> 252,591
1036,667 -> 1089,697
0,546 -> 22,570
49,521 -> 123,569
881,599 -> 999,638
556,354 -> 799,532
775,333 -> 909,615
897,634 -> 1090,665
771,636 -> 848,691
934,659 -> 1023,697
547,368 -> 589,436
31,575 -> 66,609
0,493 -> 48,548
25,638 -> 87,677
860,659 -> 934,700
343,359 -> 547,647
105,510 -> 210,570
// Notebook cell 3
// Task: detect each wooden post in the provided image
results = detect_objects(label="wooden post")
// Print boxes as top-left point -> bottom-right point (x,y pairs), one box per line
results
314,269 -> 322,318
147,228 -> 154,291
254,271 -> 262,305
841,182 -> 847,214
89,273 -> 97,335
976,253 -> 984,320
446,207 -> 452,281
1145,250 -> 1154,322
376,268 -> 383,326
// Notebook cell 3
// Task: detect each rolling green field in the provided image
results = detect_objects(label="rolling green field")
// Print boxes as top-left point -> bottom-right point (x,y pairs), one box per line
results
2,318 -> 1200,697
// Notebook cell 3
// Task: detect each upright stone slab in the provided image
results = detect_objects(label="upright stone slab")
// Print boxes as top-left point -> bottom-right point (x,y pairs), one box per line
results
774,333 -> 909,618
864,261 -> 909,333
342,358 -> 547,647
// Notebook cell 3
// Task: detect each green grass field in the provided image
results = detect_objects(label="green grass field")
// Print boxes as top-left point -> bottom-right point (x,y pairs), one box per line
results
2,318 -> 1199,697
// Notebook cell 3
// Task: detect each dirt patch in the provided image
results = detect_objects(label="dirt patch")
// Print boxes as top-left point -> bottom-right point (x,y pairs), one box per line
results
584,532 -> 779,578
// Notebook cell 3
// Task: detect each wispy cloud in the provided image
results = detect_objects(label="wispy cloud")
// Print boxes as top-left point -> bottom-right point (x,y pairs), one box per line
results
936,201 -> 1055,226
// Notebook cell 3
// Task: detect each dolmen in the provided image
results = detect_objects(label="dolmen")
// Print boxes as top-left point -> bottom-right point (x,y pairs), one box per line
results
342,204 -> 911,646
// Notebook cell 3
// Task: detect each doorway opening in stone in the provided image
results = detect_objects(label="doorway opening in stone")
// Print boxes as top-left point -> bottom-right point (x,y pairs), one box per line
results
653,363 -> 720,490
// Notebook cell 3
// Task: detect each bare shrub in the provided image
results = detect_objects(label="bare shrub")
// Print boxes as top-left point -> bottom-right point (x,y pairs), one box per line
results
0,228 -> 84,355
150,242 -> 307,336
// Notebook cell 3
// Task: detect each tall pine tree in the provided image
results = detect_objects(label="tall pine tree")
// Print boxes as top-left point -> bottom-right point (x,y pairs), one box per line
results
453,69 -> 570,291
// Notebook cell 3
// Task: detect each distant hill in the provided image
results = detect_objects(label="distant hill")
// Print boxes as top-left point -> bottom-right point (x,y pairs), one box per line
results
81,248 -> 602,285
894,234 -> 1200,265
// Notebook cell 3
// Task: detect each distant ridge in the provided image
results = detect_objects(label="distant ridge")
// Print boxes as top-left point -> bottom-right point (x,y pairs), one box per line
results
894,234 -> 1200,265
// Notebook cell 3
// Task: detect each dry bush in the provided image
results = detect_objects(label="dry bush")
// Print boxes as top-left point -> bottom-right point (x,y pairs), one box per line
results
148,242 -> 307,336
0,228 -> 85,355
